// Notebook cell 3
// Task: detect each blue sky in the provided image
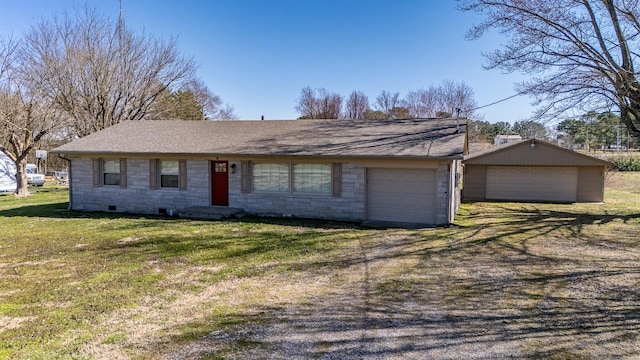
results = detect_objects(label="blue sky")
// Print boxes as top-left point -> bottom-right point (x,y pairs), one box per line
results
0,0 -> 534,122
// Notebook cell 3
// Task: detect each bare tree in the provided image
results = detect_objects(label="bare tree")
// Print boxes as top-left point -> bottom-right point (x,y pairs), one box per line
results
403,86 -> 439,117
0,38 -> 15,79
437,79 -> 480,119
403,81 -> 480,119
149,79 -> 237,120
294,87 -> 343,119
215,104 -> 238,121
344,90 -> 370,119
295,87 -> 318,119
25,7 -> 197,137
459,0 -> 640,139
317,89 -> 343,119
0,38 -> 67,196
182,79 -> 237,120
374,90 -> 400,119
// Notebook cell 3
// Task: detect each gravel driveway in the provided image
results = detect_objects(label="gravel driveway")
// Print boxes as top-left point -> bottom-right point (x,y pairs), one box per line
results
165,206 -> 640,359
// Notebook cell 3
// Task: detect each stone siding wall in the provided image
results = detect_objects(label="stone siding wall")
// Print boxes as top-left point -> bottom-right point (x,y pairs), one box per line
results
70,157 -> 210,214
69,156 -> 456,224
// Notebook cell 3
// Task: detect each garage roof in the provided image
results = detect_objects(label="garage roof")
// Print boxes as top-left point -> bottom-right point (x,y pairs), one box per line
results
52,118 -> 468,159
464,139 -> 612,167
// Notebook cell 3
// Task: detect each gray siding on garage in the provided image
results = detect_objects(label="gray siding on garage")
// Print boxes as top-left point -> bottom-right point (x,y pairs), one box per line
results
463,140 -> 611,203
463,140 -> 611,202
464,164 -> 605,203
485,166 -> 578,202
465,140 -> 610,167
577,166 -> 605,202
462,165 -> 486,200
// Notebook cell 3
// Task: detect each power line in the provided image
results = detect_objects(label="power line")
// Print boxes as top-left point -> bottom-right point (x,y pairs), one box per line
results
469,92 -> 526,112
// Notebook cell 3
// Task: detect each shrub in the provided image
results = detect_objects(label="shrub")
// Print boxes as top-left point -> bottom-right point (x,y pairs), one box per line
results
609,156 -> 640,171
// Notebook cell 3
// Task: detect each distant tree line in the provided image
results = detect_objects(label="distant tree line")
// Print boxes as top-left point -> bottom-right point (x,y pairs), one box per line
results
467,120 -> 551,143
294,80 -> 481,120
556,112 -> 639,151
467,112 -> 639,151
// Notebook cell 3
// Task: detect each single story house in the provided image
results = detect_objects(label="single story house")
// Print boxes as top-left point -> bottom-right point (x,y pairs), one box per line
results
463,139 -> 611,203
0,148 -> 17,193
52,118 -> 468,225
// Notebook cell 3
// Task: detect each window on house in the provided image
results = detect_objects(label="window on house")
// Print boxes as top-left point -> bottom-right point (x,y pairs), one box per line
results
293,163 -> 331,194
103,159 -> 120,186
250,162 -> 334,194
252,163 -> 289,192
160,160 -> 179,188
214,162 -> 227,173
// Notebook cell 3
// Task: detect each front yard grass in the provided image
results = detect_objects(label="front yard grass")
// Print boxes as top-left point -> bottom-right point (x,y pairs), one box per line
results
1,173 -> 639,359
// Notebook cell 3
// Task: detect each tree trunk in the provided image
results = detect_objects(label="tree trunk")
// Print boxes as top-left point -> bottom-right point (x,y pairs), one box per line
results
14,160 -> 30,197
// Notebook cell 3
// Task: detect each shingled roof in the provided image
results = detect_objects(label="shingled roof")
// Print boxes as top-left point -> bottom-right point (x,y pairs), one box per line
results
52,118 -> 468,159
464,139 -> 612,166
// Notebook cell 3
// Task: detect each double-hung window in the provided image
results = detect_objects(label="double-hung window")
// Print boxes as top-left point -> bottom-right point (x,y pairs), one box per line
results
103,159 -> 121,186
149,159 -> 186,190
94,158 -> 126,188
160,160 -> 179,188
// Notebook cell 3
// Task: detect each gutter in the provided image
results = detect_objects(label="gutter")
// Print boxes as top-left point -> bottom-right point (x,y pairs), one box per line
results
49,151 -> 466,161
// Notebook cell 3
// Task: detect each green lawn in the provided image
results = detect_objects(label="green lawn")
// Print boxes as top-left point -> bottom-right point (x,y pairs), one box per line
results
1,174 -> 639,359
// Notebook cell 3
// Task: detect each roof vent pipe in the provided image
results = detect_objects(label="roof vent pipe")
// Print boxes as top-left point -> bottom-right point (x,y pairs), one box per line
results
455,108 -> 461,133
261,115 -> 264,121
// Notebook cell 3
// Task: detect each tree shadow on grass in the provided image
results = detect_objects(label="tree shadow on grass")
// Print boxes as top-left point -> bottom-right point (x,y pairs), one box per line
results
155,202 -> 640,358
159,266 -> 640,358
0,202 -> 152,220
0,201 -> 363,230
19,199 -> 632,359
275,204 -> 640,276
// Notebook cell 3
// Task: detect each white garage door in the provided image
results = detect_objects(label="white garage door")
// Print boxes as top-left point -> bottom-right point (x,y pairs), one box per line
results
486,166 -> 578,202
367,168 -> 436,224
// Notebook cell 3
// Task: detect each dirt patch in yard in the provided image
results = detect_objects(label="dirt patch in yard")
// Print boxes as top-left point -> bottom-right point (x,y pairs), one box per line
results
0,316 -> 36,333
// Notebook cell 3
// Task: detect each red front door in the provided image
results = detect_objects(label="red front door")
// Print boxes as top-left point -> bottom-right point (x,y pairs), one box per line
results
211,161 -> 229,206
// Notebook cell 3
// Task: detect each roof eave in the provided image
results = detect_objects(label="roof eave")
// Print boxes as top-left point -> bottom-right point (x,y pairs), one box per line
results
463,139 -> 613,166
51,150 -> 464,160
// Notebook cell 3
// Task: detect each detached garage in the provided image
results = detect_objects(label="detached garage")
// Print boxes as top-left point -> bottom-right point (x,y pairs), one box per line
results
463,139 -> 611,203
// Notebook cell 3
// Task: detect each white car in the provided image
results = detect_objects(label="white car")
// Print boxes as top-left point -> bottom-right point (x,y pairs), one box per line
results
26,164 -> 46,187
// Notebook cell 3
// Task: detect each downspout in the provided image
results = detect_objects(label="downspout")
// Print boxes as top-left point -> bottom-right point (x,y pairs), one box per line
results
57,154 -> 73,210
446,162 -> 452,225
447,159 -> 460,224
